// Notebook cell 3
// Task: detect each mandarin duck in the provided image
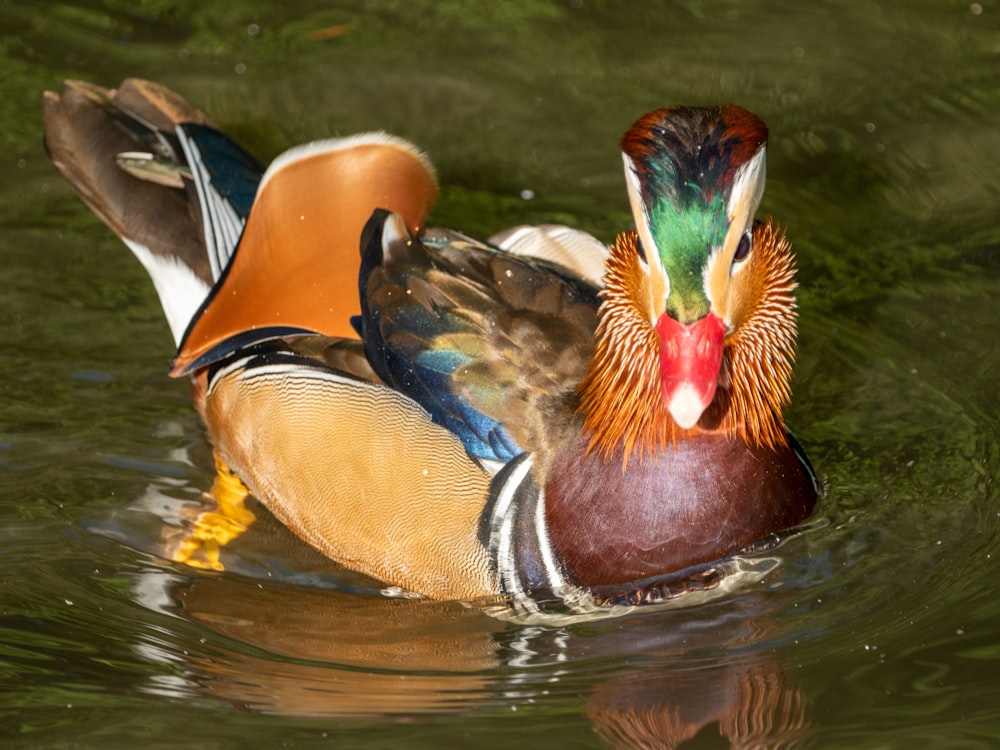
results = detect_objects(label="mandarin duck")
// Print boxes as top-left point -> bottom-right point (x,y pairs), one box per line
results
42,79 -> 817,615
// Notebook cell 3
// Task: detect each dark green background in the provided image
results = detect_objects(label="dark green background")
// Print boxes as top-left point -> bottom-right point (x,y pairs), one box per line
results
2,1 -> 998,747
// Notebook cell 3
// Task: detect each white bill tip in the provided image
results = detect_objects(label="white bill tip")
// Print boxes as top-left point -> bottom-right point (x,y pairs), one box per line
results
668,383 -> 706,430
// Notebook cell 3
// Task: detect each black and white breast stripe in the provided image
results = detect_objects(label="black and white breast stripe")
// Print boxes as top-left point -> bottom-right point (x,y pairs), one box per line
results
205,345 -> 376,397
481,454 -> 608,619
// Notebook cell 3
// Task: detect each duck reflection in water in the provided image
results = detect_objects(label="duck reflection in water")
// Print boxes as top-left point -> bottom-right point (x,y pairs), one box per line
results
47,77 -> 819,746
127,539 -> 810,747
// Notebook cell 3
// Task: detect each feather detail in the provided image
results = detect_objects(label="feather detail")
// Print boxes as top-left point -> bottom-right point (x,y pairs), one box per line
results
488,224 -> 609,288
359,213 -> 599,466
716,219 -> 797,450
579,231 -> 670,463
579,219 -> 797,463
171,135 -> 439,374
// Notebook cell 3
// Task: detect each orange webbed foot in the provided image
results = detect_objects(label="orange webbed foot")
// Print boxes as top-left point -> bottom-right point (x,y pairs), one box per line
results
171,452 -> 256,572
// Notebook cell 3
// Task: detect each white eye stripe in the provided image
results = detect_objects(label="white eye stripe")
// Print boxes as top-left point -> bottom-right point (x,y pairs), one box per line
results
727,146 -> 767,226
723,147 -> 765,278
622,154 -> 660,268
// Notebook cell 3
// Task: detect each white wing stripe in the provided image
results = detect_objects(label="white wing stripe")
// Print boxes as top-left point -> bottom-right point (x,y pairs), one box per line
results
176,127 -> 247,282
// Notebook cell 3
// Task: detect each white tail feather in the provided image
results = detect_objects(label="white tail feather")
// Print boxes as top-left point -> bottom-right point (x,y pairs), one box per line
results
123,238 -> 212,346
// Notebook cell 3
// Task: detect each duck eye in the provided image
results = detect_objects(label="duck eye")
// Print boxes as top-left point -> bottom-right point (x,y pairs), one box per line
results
635,237 -> 647,263
733,231 -> 752,263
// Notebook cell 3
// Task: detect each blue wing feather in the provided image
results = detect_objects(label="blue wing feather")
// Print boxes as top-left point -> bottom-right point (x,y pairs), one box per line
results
176,123 -> 264,280
364,255 -> 521,462
358,210 -> 599,464
412,349 -> 521,462
179,123 -> 262,221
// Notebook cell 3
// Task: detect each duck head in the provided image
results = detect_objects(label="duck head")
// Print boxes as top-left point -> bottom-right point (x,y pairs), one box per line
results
580,106 -> 798,461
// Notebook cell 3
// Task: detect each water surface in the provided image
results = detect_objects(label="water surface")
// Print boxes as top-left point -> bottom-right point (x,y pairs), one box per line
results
2,1 -> 998,747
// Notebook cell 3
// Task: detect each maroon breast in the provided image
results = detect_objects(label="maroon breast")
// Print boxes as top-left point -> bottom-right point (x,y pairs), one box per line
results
543,433 -> 818,587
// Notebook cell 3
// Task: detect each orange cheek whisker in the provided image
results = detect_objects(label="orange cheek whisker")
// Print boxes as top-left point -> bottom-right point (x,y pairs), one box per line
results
579,219 -> 799,463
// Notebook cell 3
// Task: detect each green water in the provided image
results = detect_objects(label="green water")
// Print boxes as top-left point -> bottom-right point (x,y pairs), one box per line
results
2,1 -> 998,747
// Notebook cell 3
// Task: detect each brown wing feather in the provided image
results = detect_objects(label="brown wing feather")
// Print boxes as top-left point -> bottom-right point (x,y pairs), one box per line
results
365,223 -> 601,468
281,335 -> 381,384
